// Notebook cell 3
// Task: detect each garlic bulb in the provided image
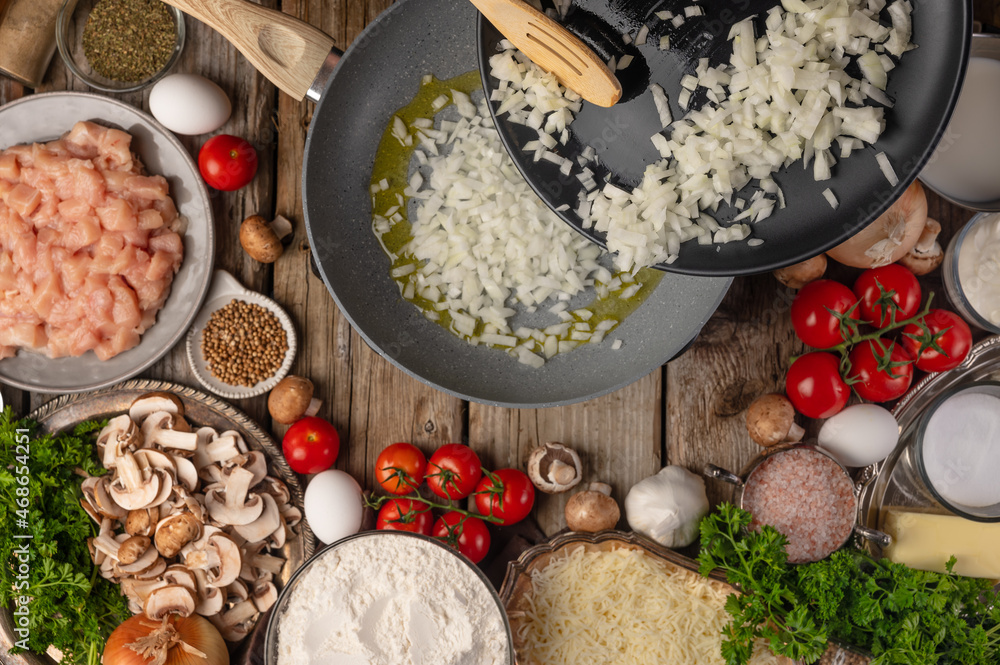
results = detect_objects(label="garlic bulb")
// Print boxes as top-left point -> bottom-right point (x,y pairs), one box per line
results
625,466 -> 709,548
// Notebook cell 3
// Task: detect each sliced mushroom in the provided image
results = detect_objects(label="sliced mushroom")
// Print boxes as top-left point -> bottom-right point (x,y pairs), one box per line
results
184,532 -> 242,588
155,512 -> 203,558
142,411 -> 199,451
109,453 -> 163,510
233,493 -> 281,543
205,467 -> 263,526
144,584 -> 197,620
206,434 -> 243,464
94,477 -> 130,521
222,451 -> 268,488
163,565 -> 198,592
92,533 -> 122,561
173,455 -> 199,492
97,414 -> 141,469
240,541 -> 285,582
527,442 -> 583,493
116,544 -> 160,575
129,392 -> 185,424
134,557 -> 168,581
226,579 -> 249,603
121,577 -> 169,613
252,580 -> 278,612
192,427 -> 219,470
256,477 -> 291,508
118,535 -> 152,565
125,506 -> 160,537
211,600 -> 257,642
193,568 -> 227,616
134,448 -> 177,480
280,505 -> 302,529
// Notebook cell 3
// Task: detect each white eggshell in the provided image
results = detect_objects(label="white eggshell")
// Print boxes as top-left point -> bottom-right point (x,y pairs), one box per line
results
304,470 -> 364,545
149,74 -> 232,135
818,404 -> 900,467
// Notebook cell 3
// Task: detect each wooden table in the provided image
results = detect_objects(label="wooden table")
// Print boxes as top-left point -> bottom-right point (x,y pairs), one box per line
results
2,0 -> 997,538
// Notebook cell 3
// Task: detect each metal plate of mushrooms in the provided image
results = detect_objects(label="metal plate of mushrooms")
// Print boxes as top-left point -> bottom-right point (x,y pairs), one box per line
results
0,379 -> 315,664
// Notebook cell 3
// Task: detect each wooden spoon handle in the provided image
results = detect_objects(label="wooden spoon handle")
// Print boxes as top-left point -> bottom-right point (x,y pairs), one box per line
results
160,0 -> 337,100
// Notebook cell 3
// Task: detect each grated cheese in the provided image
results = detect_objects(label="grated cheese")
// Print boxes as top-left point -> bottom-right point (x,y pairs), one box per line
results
514,548 -> 784,665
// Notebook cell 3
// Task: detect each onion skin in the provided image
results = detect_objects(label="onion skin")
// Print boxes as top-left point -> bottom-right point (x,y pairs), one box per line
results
103,614 -> 229,665
826,180 -> 927,268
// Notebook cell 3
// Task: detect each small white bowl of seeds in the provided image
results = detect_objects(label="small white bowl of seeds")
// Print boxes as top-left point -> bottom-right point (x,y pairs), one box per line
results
186,269 -> 297,399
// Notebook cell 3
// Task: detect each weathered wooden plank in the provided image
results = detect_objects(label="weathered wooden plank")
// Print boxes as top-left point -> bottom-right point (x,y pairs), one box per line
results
470,370 -> 662,536
274,0 -> 464,489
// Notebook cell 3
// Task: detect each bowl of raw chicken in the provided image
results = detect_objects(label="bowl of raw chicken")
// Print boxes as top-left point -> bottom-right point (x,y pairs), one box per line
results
0,92 -> 214,392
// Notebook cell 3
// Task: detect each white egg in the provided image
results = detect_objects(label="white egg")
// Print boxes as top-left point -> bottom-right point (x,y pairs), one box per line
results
304,470 -> 364,545
149,74 -> 232,135
818,404 -> 900,467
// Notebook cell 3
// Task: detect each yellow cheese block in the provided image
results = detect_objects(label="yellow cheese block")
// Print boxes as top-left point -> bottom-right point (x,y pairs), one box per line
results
882,508 -> 1000,579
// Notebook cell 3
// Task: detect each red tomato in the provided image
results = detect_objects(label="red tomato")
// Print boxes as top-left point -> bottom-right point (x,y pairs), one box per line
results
281,416 -> 340,474
790,280 -> 861,349
426,444 -> 482,500
432,511 -> 490,563
901,309 -> 973,373
374,443 -> 427,495
847,340 -> 914,403
853,264 -> 922,329
785,352 -> 851,418
376,498 -> 433,535
198,134 -> 258,191
474,469 -> 535,526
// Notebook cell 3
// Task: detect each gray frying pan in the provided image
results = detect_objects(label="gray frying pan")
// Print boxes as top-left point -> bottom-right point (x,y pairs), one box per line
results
163,0 -> 731,407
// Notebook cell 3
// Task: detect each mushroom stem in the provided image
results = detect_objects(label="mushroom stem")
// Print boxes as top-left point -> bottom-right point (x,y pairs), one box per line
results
304,398 -> 322,418
270,214 -> 294,240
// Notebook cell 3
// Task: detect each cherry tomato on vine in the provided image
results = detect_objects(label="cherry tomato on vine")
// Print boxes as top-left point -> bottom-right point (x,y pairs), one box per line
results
198,134 -> 258,191
376,498 -> 433,535
432,511 -> 490,563
374,443 -> 427,495
790,280 -> 860,349
785,352 -> 851,418
853,264 -> 922,329
426,444 -> 482,500
847,340 -> 914,403
474,469 -> 535,526
282,416 -> 339,474
901,309 -> 973,373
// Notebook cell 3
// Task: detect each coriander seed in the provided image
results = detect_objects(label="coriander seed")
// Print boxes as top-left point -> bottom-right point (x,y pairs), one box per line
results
200,299 -> 288,387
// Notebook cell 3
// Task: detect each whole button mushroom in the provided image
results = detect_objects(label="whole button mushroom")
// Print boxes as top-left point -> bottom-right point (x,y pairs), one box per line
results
746,394 -> 805,448
565,482 -> 620,532
268,375 -> 323,424
527,442 -> 582,493
240,214 -> 293,263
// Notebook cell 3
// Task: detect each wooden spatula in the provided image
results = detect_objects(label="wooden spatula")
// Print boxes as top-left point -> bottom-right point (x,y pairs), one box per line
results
469,0 -> 622,107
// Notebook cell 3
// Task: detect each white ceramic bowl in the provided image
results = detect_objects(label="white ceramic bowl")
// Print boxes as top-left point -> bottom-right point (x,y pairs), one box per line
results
0,93 -> 214,392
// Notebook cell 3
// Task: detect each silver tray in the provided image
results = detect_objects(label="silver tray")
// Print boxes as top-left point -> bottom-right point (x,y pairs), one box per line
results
0,379 -> 316,664
857,335 -> 1000,555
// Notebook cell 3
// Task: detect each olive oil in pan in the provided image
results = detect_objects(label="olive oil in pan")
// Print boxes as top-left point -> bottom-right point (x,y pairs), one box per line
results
370,71 -> 662,361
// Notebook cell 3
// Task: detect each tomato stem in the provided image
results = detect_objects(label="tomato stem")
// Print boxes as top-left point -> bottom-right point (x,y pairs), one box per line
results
364,491 -> 505,524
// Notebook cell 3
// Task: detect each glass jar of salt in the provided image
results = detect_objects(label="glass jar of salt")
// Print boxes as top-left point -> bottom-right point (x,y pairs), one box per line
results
913,381 -> 1000,522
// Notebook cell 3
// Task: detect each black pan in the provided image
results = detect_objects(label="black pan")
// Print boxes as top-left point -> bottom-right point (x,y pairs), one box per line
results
478,0 -> 972,275
162,0 -> 732,407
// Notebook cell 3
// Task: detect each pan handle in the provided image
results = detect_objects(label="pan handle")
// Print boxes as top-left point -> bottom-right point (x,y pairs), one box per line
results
160,0 -> 339,101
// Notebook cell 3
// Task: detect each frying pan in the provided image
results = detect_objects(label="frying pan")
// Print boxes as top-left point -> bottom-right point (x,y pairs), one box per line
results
162,0 -> 731,407
478,0 -> 973,276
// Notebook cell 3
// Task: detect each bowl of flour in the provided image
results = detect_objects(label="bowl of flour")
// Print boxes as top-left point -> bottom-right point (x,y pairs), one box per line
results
264,530 -> 513,665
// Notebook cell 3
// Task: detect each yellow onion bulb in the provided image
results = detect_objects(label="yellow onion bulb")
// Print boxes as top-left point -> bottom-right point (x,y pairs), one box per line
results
103,614 -> 229,665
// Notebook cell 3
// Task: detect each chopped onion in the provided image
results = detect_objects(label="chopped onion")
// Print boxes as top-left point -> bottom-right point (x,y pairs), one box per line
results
823,188 -> 839,208
876,151 -> 898,186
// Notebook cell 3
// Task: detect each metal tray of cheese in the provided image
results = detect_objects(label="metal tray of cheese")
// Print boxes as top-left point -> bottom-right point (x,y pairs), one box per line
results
857,335 -> 1000,556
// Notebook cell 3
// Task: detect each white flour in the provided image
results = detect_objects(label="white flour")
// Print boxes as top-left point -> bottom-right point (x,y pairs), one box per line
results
276,533 -> 509,665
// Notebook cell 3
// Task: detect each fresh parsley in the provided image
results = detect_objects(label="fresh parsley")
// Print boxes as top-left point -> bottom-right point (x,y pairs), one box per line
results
0,407 -> 130,665
698,503 -> 1000,665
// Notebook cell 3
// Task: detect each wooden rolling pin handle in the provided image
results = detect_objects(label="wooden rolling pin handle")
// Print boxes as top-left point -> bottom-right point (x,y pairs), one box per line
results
160,0 -> 337,101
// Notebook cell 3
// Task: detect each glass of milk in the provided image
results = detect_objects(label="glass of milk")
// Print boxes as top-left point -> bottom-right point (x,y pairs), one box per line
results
919,34 -> 1000,211
913,382 -> 1000,522
942,212 -> 1000,334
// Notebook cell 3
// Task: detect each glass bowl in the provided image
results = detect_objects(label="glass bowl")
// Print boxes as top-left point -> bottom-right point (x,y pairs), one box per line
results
56,0 -> 185,93
913,381 -> 1000,522
263,531 -> 514,665
941,212 -> 1000,334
